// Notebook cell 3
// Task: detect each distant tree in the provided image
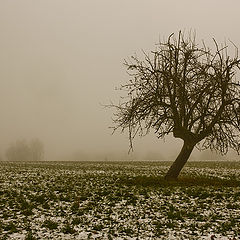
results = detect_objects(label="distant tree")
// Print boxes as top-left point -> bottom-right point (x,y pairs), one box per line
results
29,138 -> 44,161
5,139 -> 44,161
6,140 -> 30,161
110,31 -> 240,180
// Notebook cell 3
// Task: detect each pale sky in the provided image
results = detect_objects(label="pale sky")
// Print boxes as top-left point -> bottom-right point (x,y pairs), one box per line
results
0,0 -> 240,160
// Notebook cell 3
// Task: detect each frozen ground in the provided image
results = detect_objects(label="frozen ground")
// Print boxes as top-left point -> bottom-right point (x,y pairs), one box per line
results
0,161 -> 240,239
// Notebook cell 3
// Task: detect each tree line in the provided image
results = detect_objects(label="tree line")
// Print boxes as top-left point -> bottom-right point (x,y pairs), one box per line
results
5,138 -> 44,161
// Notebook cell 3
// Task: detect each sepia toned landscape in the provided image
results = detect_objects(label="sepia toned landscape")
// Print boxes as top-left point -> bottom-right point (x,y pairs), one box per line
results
1,1 -> 240,239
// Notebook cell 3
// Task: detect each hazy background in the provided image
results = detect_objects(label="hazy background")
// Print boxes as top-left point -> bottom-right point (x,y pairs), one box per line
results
0,0 -> 240,161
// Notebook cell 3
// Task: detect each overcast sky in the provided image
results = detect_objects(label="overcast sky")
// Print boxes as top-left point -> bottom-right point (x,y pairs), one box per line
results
0,0 -> 240,160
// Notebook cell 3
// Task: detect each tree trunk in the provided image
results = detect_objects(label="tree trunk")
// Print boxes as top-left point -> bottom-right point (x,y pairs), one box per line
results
164,141 -> 195,180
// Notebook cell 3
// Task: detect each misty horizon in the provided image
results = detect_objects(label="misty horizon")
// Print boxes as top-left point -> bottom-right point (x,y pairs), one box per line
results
1,0 -> 240,161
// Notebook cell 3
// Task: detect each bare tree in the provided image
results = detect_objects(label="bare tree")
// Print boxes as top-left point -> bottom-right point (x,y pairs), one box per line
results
110,31 -> 240,180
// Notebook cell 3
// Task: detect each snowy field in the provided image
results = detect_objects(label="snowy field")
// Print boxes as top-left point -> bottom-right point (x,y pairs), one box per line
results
0,161 -> 240,239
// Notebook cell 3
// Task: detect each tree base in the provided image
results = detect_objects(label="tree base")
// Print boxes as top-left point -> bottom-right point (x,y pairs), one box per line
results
164,175 -> 178,181
164,142 -> 194,181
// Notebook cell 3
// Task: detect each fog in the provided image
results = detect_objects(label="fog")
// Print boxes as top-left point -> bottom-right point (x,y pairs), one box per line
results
0,0 -> 240,160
